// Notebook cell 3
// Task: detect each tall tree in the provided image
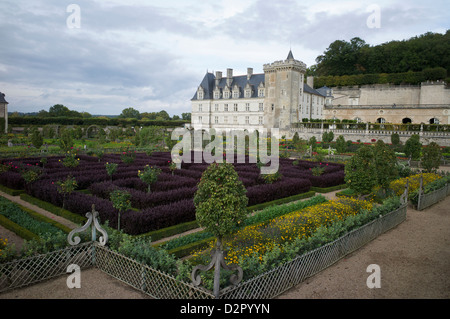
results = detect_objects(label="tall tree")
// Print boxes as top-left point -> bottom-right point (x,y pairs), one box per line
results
120,107 -> 141,119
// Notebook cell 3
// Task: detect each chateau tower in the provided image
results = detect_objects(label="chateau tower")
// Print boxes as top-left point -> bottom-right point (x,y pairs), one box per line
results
263,50 -> 307,129
0,92 -> 8,133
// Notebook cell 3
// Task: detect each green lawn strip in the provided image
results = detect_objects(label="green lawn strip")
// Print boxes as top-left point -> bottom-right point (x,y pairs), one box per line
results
310,184 -> 348,193
0,214 -> 40,241
0,196 -> 72,241
19,193 -> 86,225
0,184 -> 25,196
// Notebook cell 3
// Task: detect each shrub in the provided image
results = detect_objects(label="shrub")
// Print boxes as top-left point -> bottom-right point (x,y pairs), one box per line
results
345,145 -> 378,196
421,142 -> 442,173
404,134 -> 422,160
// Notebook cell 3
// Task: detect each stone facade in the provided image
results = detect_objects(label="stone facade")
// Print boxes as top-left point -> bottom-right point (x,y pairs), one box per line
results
0,92 -> 8,133
323,81 -> 450,125
191,51 -> 324,136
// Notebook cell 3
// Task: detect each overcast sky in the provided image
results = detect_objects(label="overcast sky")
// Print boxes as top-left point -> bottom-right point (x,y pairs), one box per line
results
1,0 -> 449,116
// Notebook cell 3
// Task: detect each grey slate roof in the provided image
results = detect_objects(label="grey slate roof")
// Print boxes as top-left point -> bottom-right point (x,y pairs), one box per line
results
192,72 -> 265,100
0,93 -> 8,104
192,73 -> 326,100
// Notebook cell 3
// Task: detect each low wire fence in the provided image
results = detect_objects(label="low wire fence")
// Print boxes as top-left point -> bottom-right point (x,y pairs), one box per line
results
417,183 -> 450,211
0,203 -> 407,299
219,204 -> 407,299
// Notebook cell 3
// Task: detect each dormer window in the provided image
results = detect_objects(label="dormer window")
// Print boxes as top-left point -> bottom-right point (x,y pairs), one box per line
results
197,87 -> 204,100
244,83 -> 253,98
258,82 -> 265,97
232,85 -> 240,98
223,87 -> 231,99
213,87 -> 221,99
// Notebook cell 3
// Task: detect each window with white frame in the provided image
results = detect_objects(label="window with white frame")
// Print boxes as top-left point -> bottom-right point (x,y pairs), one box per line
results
234,104 -> 238,112
224,104 -> 228,112
245,103 -> 250,111
215,104 -> 219,112
258,88 -> 264,97
198,104 -> 202,112
233,116 -> 237,124
259,116 -> 263,125
245,116 -> 249,125
214,116 -> 218,124
259,103 -> 264,112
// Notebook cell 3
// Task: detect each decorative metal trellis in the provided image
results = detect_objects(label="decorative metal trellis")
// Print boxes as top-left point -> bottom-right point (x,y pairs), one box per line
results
1,197 -> 409,298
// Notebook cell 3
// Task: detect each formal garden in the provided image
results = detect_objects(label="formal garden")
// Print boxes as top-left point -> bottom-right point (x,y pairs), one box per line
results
0,126 -> 449,298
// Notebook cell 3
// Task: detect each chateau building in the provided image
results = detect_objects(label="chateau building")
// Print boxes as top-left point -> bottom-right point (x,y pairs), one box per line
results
191,51 -> 326,134
191,51 -> 450,138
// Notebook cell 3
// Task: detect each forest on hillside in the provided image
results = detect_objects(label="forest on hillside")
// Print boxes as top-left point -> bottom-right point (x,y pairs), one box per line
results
308,31 -> 450,78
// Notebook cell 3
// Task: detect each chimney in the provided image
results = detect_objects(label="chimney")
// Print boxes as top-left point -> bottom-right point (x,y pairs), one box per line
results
215,71 -> 222,86
247,68 -> 253,80
307,76 -> 314,88
226,68 -> 233,86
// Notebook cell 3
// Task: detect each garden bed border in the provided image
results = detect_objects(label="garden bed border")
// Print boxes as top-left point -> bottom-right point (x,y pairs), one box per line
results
1,201 -> 407,299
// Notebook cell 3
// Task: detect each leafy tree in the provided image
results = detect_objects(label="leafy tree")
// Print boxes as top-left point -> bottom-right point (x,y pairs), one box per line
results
194,163 -> 248,240
30,129 -> 43,149
56,176 -> 78,209
308,136 -> 318,151
105,162 -> 118,181
322,131 -> 334,143
404,134 -> 422,160
335,135 -> 347,154
391,133 -> 400,146
120,107 -> 141,119
138,165 -> 162,193
58,129 -> 74,152
373,140 -> 398,193
110,190 -> 131,231
344,145 -> 378,197
181,112 -> 191,121
421,142 -> 442,173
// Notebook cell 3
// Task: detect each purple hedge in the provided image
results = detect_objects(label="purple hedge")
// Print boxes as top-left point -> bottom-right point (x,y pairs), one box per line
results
0,153 -> 345,235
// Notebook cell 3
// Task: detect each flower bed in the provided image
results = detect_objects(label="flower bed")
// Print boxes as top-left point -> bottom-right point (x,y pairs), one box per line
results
389,173 -> 441,196
0,153 -> 345,235
191,197 -> 373,266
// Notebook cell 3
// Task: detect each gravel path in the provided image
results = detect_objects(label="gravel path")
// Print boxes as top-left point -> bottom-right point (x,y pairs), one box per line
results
0,192 -> 449,299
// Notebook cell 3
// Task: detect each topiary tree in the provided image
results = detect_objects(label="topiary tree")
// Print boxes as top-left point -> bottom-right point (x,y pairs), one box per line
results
421,142 -> 442,173
192,162 -> 248,297
110,189 -> 131,231
373,140 -> 398,194
344,145 -> 377,197
30,129 -> 43,149
404,134 -> 422,160
194,163 -> 248,241
138,165 -> 162,193
391,133 -> 400,146
335,135 -> 347,154
56,176 -> 78,209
